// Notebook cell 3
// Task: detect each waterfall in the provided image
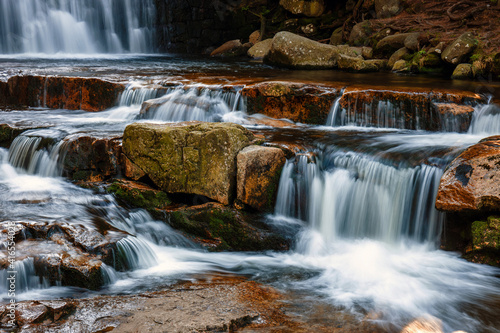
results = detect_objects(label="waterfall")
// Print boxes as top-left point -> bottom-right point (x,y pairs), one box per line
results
0,0 -> 156,54
468,104 -> 500,135
0,258 -> 50,295
140,86 -> 246,122
275,152 -> 444,245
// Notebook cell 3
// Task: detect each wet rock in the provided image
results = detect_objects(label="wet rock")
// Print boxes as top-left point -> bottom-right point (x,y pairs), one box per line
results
123,154 -> 147,181
401,315 -> 443,333
39,301 -> 77,321
247,38 -> 273,59
392,59 -> 409,72
62,133 -> 123,181
0,123 -> 37,147
432,103 -> 474,132
210,39 -> 246,57
265,31 -> 357,69
15,302 -> 50,326
236,145 -> 286,212
338,54 -> 379,72
107,179 -> 171,210
471,216 -> 500,251
329,27 -> 343,46
165,202 -> 289,251
375,0 -> 401,18
123,122 -> 254,205
249,30 -> 261,44
441,32 -> 478,65
279,0 -> 325,17
388,47 -> 409,68
242,81 -> 339,124
375,33 -> 419,57
436,136 -> 500,212
451,63 -> 473,80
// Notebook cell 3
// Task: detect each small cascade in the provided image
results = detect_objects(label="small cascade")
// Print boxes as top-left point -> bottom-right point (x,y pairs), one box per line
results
116,237 -> 158,270
325,96 -> 341,127
468,103 -> 500,135
0,0 -> 156,54
275,151 -> 444,244
7,134 -> 67,177
0,258 -> 50,295
117,84 -> 170,107
140,86 -> 245,122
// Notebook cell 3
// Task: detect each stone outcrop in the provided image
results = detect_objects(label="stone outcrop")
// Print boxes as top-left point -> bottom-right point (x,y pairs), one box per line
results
265,31 -> 357,69
0,75 -> 124,111
436,136 -> 500,212
441,32 -> 478,65
165,202 -> 289,251
279,0 -> 325,17
237,145 -> 286,212
62,133 -> 123,181
122,122 -> 254,205
0,221 -> 127,290
247,39 -> 273,59
241,81 -> 339,124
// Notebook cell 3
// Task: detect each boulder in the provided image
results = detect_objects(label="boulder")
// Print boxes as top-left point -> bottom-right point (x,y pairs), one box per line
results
122,122 -> 254,205
237,146 -> 286,212
249,30 -> 261,44
362,46 -> 373,59
107,180 -> 171,210
338,55 -> 380,72
210,40 -> 245,57
451,63 -> 473,80
265,32 -> 358,69
329,27 -> 343,46
436,136 -> 500,212
441,32 -> 478,65
404,33 -> 420,51
375,33 -> 419,56
247,39 -> 273,59
392,59 -> 409,72
471,216 -> 500,252
349,21 -> 375,46
375,0 -> 401,18
165,202 -> 290,251
388,47 -> 410,68
279,0 -> 325,17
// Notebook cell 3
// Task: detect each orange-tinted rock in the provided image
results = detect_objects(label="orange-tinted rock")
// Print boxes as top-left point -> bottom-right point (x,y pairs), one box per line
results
210,40 -> 244,57
123,154 -> 147,181
62,134 -> 123,181
237,145 -> 286,212
242,81 -> 339,124
436,136 -> 500,212
1,75 -> 124,111
15,302 -> 50,326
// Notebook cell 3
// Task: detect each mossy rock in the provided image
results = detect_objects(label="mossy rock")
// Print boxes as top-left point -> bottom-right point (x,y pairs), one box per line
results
107,180 -> 171,210
166,203 -> 289,252
465,216 -> 500,267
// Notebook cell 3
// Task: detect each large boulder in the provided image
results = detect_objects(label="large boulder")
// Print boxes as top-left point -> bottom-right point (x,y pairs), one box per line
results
279,0 -> 325,17
247,38 -> 273,59
265,31 -> 357,69
237,146 -> 286,212
122,122 -> 254,205
375,0 -> 401,18
441,32 -> 478,65
436,136 -> 500,212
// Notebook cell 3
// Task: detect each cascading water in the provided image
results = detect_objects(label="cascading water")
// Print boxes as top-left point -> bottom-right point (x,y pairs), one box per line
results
0,0 -> 156,54
468,103 -> 500,135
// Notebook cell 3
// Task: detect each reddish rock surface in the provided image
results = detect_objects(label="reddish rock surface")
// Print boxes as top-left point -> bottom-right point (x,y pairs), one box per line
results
436,136 -> 500,212
237,145 -> 286,212
0,75 -> 124,111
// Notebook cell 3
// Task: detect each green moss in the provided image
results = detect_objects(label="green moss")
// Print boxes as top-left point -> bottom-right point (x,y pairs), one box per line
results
107,181 -> 171,210
471,217 -> 500,251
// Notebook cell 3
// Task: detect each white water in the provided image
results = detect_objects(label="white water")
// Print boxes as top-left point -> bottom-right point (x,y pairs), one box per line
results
468,104 -> 500,135
0,0 -> 156,54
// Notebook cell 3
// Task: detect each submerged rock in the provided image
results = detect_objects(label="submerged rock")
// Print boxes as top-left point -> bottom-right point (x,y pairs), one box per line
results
237,145 -> 286,212
123,122 -> 254,205
436,136 -> 500,212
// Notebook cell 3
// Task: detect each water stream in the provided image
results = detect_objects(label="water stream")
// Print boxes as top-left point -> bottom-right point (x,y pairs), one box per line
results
0,78 -> 499,331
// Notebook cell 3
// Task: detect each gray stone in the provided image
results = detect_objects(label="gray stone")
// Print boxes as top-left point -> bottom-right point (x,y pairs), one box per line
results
441,32 -> 478,65
248,39 -> 273,59
451,63 -> 473,80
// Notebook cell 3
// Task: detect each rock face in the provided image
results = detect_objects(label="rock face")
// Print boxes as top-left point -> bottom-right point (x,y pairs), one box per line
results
375,0 -> 401,18
436,136 -> 500,212
247,39 -> 273,59
242,81 -> 339,124
237,146 -> 286,212
279,0 -> 325,17
265,31 -> 355,69
165,202 -> 289,251
441,32 -> 478,65
122,122 -> 254,205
